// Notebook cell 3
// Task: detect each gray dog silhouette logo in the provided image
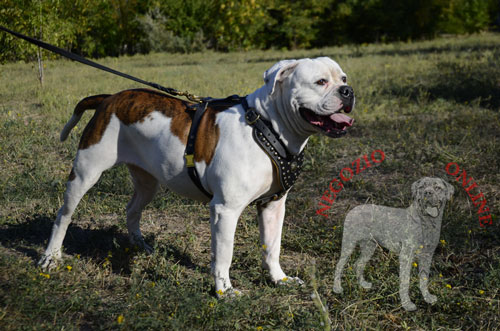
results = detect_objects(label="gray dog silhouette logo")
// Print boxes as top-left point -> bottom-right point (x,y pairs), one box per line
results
333,177 -> 454,311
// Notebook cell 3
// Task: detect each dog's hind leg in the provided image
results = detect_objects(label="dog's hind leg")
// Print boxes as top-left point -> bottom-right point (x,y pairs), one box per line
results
39,155 -> 116,269
333,236 -> 357,294
355,239 -> 376,289
39,126 -> 119,269
126,164 -> 158,253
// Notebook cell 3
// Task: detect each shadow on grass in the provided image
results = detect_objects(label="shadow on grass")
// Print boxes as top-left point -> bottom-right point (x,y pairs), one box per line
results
381,57 -> 500,110
0,214 -> 205,276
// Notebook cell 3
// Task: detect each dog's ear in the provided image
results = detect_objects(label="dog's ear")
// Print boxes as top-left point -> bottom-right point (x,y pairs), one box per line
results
264,59 -> 299,95
411,178 -> 425,200
441,179 -> 455,200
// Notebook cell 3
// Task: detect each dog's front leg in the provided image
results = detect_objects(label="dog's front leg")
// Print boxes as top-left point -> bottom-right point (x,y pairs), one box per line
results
417,250 -> 438,304
210,201 -> 244,298
257,194 -> 303,286
399,244 -> 417,311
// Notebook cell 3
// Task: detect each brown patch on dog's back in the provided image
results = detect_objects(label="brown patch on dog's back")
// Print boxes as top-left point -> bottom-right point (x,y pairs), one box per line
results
194,107 -> 220,165
78,89 -> 194,149
77,89 -> 226,167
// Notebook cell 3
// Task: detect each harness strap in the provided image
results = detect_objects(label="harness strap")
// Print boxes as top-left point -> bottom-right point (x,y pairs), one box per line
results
185,102 -> 212,198
241,98 -> 305,205
184,95 -> 243,200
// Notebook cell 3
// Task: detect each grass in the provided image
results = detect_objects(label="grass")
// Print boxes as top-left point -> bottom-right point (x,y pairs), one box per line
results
1,32 -> 499,330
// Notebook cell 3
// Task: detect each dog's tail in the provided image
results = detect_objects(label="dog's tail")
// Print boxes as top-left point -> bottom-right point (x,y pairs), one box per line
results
60,94 -> 111,142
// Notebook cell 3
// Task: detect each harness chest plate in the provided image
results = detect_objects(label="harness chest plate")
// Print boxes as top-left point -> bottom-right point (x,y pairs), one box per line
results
249,111 -> 305,192
185,96 -> 306,205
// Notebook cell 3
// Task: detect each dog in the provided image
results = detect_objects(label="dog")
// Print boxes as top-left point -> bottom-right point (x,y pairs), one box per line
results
333,177 -> 454,311
38,57 -> 355,297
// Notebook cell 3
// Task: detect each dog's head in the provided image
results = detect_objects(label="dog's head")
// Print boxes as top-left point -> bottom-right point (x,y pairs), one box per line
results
411,177 -> 454,218
263,57 -> 355,138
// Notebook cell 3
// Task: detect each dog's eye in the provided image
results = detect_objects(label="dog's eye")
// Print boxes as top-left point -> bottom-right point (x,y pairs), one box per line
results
316,79 -> 328,86
342,76 -> 347,83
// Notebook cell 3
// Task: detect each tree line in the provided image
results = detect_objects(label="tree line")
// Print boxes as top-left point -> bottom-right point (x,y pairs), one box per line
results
1,0 -> 498,62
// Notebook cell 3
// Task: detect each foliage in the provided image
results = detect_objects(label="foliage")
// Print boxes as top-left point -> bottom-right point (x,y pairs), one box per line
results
0,0 -> 499,60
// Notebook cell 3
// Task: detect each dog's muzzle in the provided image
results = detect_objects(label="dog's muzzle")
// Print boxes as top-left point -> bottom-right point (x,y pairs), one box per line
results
299,85 -> 355,138
420,191 -> 445,218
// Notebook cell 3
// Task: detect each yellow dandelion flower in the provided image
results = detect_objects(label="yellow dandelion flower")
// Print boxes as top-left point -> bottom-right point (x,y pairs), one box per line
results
262,244 -> 267,250
439,273 -> 443,278
39,272 -> 50,279
209,302 -> 215,308
216,289 -> 224,296
256,327 -> 263,331
479,290 -> 485,295
419,245 -> 424,249
446,284 -> 452,289
333,226 -> 337,230
412,262 -> 418,267
282,277 -> 288,282
136,293 -> 141,299
440,239 -> 446,246
150,282 -> 156,288
117,315 -> 124,324
76,254 -> 80,259
66,265 -> 72,271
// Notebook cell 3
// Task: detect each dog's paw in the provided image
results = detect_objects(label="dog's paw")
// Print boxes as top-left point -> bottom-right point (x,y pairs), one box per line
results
333,281 -> 343,294
276,276 -> 304,287
215,288 -> 243,300
38,255 -> 59,271
359,280 -> 372,290
402,301 -> 417,311
424,294 -> 437,304
130,235 -> 154,254
141,241 -> 154,254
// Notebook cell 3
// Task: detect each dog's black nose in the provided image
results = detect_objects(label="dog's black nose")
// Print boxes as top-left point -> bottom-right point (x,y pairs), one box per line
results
339,85 -> 354,100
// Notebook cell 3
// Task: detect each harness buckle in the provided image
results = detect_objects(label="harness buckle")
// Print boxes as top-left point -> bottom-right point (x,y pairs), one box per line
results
185,154 -> 195,167
245,109 -> 260,125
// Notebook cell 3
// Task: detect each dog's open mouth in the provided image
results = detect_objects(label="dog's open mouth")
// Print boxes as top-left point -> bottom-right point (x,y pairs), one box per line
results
423,201 -> 443,218
299,107 -> 354,138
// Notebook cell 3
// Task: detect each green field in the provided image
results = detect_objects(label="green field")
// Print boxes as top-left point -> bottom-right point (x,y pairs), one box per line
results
1,33 -> 499,330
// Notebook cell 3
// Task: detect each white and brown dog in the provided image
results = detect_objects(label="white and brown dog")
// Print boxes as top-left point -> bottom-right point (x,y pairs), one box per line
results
39,57 -> 355,297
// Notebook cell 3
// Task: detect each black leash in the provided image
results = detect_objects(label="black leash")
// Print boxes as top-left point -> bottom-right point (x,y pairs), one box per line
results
0,25 -> 202,102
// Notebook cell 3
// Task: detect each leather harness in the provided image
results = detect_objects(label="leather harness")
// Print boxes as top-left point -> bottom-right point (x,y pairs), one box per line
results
185,96 -> 305,205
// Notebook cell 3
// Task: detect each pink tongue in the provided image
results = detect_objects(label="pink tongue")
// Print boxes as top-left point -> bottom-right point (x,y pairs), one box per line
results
330,113 -> 353,126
